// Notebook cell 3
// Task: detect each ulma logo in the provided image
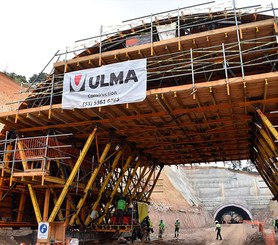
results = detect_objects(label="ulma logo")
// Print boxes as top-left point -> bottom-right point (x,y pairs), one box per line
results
69,74 -> 86,92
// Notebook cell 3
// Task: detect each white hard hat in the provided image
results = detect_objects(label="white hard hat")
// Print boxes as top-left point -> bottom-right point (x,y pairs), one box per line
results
215,220 -> 219,223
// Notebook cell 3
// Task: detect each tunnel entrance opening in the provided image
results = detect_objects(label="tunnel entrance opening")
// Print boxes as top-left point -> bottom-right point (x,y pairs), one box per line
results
214,204 -> 252,224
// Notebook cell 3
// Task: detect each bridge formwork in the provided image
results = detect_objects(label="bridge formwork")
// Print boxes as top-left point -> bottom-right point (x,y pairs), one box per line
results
0,1 -> 277,243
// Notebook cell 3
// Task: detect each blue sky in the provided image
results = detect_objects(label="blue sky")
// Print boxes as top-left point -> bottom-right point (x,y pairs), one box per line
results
0,0 -> 276,79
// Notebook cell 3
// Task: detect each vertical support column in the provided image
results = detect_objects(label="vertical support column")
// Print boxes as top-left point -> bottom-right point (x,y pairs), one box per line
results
151,14 -> 154,56
16,188 -> 26,222
48,75 -> 55,119
69,142 -> 112,226
43,188 -> 51,221
97,155 -> 133,224
177,8 -> 181,50
17,137 -> 42,222
222,43 -> 230,95
272,3 -> 278,33
146,164 -> 164,201
99,25 -> 103,66
48,127 -> 97,222
232,0 -> 245,79
190,48 -> 196,99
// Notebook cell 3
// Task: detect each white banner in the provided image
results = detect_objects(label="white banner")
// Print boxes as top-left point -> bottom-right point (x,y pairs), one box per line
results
62,59 -> 147,109
156,22 -> 176,41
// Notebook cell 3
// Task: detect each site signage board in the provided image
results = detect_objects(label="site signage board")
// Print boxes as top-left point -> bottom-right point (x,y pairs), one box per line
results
37,222 -> 49,240
62,59 -> 147,109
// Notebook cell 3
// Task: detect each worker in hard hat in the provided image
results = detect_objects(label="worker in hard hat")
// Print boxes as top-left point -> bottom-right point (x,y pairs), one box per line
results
174,218 -> 180,238
158,219 -> 165,239
215,220 -> 222,240
144,216 -> 153,241
116,195 -> 126,224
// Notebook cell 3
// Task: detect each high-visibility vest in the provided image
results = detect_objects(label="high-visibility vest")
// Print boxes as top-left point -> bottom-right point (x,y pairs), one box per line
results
159,222 -> 165,230
216,223 -> 221,230
117,199 -> 126,211
175,221 -> 180,228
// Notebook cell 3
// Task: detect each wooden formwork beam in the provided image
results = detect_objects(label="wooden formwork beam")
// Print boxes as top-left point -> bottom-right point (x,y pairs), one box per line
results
16,189 -> 26,222
43,188 -> 51,221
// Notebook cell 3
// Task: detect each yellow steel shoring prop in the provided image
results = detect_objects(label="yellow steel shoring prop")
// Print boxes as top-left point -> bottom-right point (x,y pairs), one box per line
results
256,149 -> 278,192
17,138 -> 42,222
16,188 -> 26,222
146,164 -> 164,201
257,143 -> 278,184
254,157 -> 277,196
84,150 -> 122,225
48,127 -> 97,222
128,165 -> 149,207
17,140 -> 29,170
97,155 -> 133,225
123,160 -> 141,196
257,137 -> 278,175
256,109 -> 278,140
256,152 -> 278,196
258,128 -> 278,156
69,142 -> 112,226
28,185 -> 42,222
138,165 -> 156,200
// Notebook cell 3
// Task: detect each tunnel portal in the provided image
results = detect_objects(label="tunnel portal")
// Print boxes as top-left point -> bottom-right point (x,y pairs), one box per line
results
214,204 -> 252,224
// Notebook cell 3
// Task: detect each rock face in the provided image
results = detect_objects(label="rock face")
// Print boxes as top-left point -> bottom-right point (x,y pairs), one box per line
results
0,72 -> 22,131
174,166 -> 273,220
149,166 -> 276,230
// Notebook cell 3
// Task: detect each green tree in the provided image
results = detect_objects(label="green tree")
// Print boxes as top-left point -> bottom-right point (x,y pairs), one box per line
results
28,73 -> 48,84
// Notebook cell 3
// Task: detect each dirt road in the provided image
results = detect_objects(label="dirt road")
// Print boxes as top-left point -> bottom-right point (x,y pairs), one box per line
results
135,223 -> 266,245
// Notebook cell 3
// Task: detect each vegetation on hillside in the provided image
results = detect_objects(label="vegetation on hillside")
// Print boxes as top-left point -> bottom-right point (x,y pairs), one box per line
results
3,71 -> 49,87
3,71 -> 27,84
